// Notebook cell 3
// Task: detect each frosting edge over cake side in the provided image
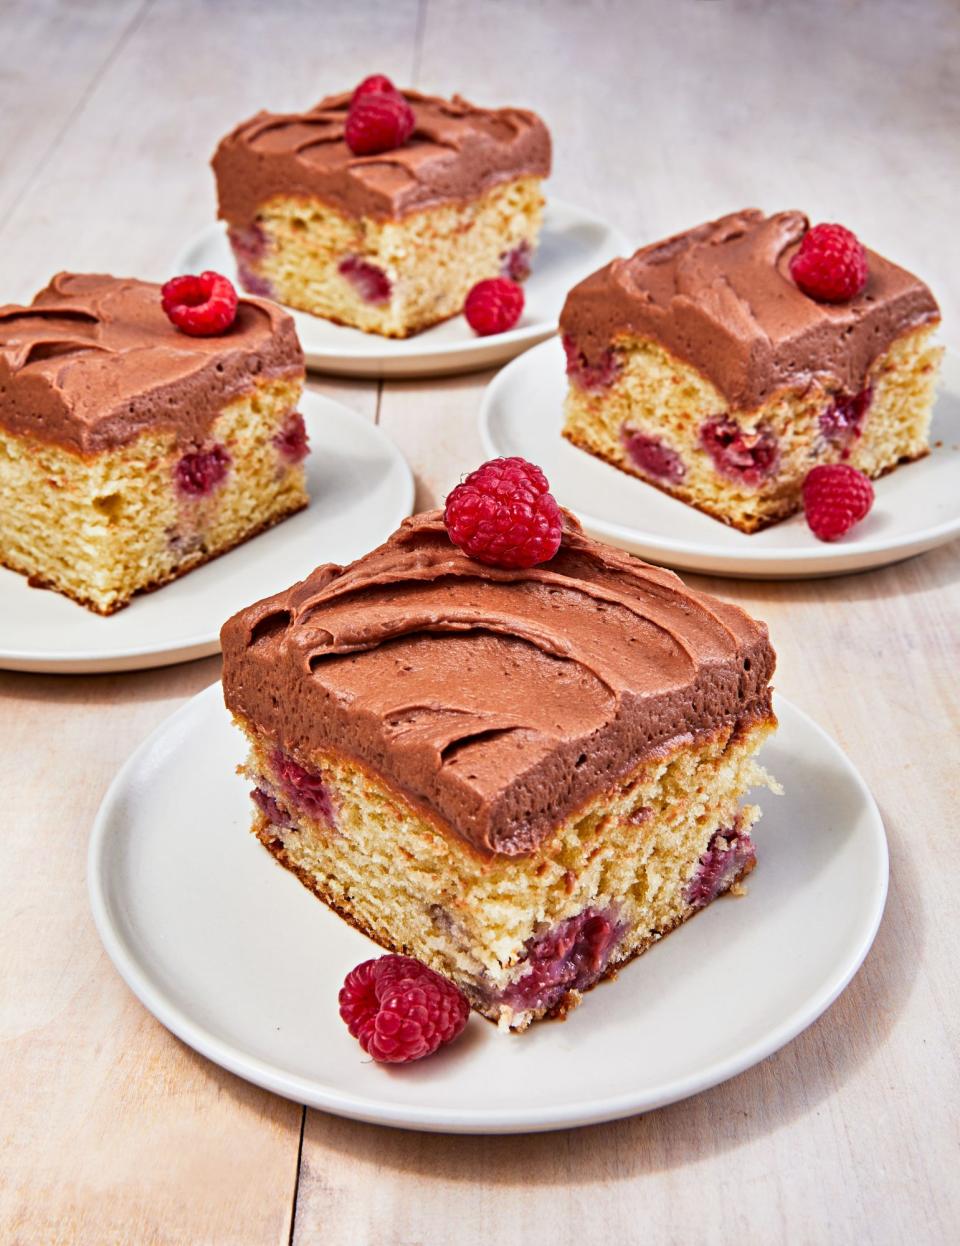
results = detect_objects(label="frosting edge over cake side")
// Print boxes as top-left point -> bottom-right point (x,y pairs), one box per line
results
221,511 -> 776,857
0,273 -> 304,453
560,209 -> 940,410
213,89 -> 552,226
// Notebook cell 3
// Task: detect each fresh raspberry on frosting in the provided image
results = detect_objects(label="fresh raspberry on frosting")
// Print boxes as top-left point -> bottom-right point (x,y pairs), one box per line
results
338,955 -> 469,1063
464,277 -> 524,335
444,456 -> 563,569
344,91 -> 415,155
789,223 -> 869,303
802,463 -> 874,541
161,271 -> 238,336
351,73 -> 398,102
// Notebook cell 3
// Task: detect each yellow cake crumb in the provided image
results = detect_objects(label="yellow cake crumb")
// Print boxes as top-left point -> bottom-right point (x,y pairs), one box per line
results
562,325 -> 941,532
0,375 -> 306,613
243,176 -> 545,337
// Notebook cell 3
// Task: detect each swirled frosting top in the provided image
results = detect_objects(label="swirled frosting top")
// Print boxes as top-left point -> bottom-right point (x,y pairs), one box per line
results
212,89 -> 551,225
560,210 -> 940,410
221,510 -> 775,857
0,273 -> 303,453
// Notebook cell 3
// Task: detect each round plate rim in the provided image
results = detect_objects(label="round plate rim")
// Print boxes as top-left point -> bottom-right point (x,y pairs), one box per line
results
0,394 -> 414,672
87,684 -> 888,1134
479,337 -> 960,576
173,201 -> 630,374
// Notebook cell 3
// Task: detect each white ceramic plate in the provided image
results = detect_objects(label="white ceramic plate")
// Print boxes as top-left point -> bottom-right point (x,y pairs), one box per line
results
0,394 -> 413,673
88,686 -> 886,1135
480,338 -> 960,578
174,202 -> 628,378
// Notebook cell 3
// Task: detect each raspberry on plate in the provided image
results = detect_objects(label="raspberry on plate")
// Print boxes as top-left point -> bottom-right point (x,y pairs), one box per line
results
161,271 -> 238,336
464,277 -> 524,335
344,91 -> 415,156
789,223 -> 869,303
338,955 -> 470,1063
802,463 -> 874,541
444,456 -> 562,568
351,73 -> 398,102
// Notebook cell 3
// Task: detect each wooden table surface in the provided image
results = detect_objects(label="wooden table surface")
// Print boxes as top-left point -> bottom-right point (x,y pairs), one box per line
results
2,2 -> 958,1242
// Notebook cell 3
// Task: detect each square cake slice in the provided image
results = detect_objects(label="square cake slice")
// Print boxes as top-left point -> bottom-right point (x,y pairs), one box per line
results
221,510 -> 779,1032
0,273 -> 307,614
212,89 -> 551,338
561,210 -> 942,532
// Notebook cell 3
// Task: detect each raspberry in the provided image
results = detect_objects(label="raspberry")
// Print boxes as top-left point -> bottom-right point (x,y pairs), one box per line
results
273,412 -> 310,463
444,456 -> 563,569
175,445 -> 230,497
161,271 -> 238,336
352,74 -> 398,102
820,386 -> 872,447
700,417 -> 780,487
501,909 -> 623,1015
621,428 -> 686,483
344,91 -> 415,155
338,955 -> 469,1063
464,277 -> 524,336
563,335 -> 620,391
273,750 -> 334,823
500,241 -> 532,282
802,463 -> 874,541
338,255 -> 392,304
686,827 -> 756,907
251,787 -> 291,829
789,223 -> 869,303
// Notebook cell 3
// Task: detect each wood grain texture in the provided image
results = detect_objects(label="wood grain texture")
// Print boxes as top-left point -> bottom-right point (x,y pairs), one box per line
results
1,1 -> 959,1244
0,658 -> 306,1246
0,0 -> 149,227
0,0 -> 423,295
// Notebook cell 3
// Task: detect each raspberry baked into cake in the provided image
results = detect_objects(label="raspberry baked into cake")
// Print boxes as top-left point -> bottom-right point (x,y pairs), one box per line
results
0,272 -> 307,614
212,78 -> 551,338
561,210 -> 942,532
221,460 -> 779,1032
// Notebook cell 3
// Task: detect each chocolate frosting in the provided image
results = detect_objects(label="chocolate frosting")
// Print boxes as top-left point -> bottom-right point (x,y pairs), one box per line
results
0,273 -> 303,453
221,511 -> 775,858
213,90 -> 551,226
560,210 -> 940,411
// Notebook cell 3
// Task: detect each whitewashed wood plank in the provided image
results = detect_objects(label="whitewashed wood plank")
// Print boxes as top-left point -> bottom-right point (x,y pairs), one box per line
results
0,658 -> 304,1246
0,0 -> 147,226
414,0 -> 960,344
0,0 -> 422,296
376,369 -> 491,510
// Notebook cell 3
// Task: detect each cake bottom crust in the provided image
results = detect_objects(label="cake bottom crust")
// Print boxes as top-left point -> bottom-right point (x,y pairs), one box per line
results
310,302 -> 463,341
